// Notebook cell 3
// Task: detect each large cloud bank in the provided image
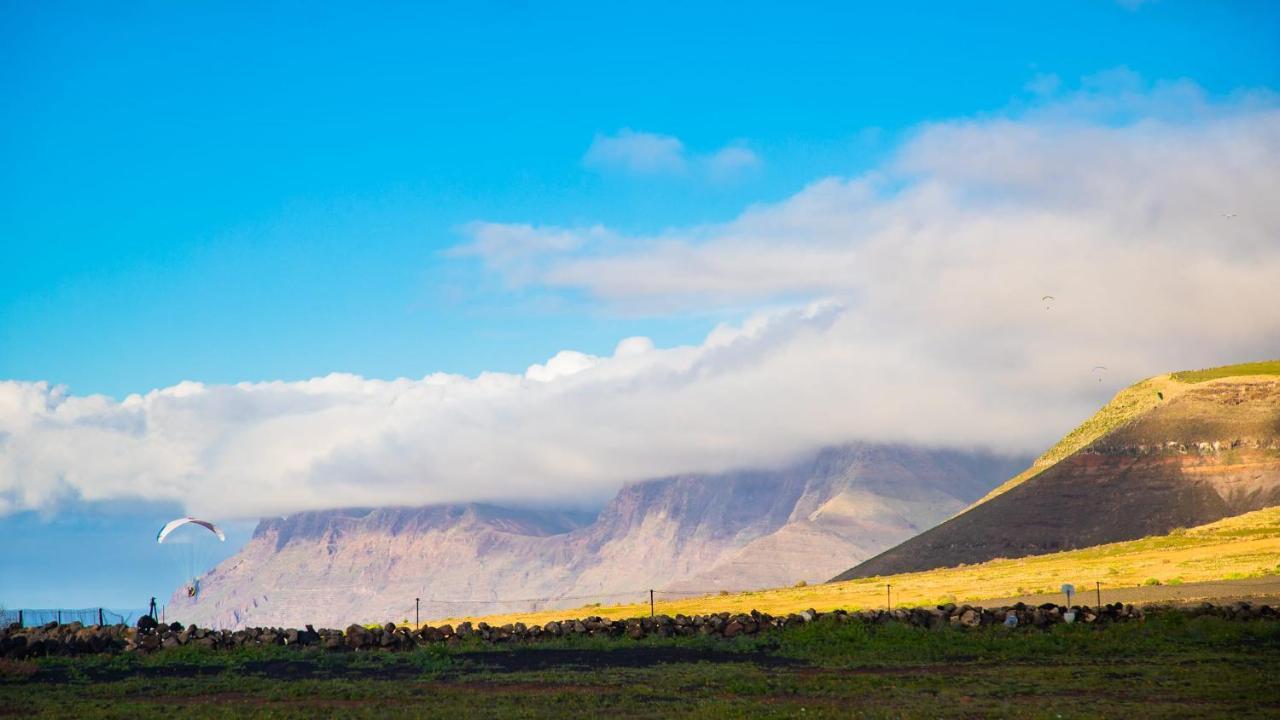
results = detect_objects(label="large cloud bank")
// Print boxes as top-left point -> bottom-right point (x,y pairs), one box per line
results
3,78 -> 1279,519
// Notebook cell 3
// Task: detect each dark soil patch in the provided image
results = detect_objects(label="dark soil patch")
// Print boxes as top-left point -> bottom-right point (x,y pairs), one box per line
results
791,663 -> 972,677
133,693 -> 375,709
29,664 -> 227,684
442,680 -> 609,694
22,646 -> 802,683
454,646 -> 807,673
26,659 -> 427,684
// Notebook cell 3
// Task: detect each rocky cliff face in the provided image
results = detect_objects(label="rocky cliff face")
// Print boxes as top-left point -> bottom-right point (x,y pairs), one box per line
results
166,443 -> 1024,628
833,375 -> 1280,581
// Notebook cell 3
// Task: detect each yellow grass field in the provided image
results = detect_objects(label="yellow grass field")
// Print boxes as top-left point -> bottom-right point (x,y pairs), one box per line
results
433,505 -> 1280,627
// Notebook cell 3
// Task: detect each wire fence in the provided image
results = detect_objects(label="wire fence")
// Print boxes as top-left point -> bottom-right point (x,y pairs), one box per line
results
3,582 -> 1112,629
0,588 -> 727,630
401,588 -> 714,607
383,582 -> 1110,627
377,587 -> 791,627
1,608 -> 143,628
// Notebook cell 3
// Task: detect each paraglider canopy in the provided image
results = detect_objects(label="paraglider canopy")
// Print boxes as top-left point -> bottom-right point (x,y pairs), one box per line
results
157,517 -> 226,544
156,517 -> 225,601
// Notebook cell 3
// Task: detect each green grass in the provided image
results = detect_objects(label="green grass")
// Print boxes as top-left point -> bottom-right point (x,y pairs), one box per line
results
5,614 -> 1279,718
1170,360 -> 1280,384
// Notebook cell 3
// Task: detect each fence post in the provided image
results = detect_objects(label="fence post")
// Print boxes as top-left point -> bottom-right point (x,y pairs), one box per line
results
57,610 -> 61,625
1095,581 -> 1102,608
886,584 -> 891,612
17,609 -> 22,627
99,608 -> 104,626
415,598 -> 420,629
650,589 -> 655,618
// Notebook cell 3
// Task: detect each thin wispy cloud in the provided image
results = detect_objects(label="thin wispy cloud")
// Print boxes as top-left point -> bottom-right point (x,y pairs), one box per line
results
707,145 -> 762,182
1024,72 -> 1060,96
583,129 -> 763,182
583,129 -> 687,175
490,76 -> 1280,312
447,222 -> 613,286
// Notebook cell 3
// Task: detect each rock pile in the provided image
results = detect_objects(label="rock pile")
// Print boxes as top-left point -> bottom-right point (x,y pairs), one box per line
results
2,600 -> 1274,660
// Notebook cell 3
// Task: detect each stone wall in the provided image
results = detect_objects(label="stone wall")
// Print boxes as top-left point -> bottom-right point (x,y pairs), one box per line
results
2,600 -> 1275,660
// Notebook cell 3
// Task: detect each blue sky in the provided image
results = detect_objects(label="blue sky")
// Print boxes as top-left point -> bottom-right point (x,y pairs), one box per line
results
4,1 -> 1278,397
3,1 -> 1280,609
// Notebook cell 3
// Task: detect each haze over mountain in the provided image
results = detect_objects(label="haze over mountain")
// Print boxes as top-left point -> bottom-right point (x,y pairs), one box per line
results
166,444 -> 1025,628
833,365 -> 1280,581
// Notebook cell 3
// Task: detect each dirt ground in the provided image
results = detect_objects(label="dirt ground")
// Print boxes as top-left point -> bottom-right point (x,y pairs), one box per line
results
972,574 -> 1280,608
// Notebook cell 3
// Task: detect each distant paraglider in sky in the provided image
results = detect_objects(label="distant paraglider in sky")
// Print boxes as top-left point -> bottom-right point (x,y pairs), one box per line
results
157,517 -> 226,599
1041,295 -> 1055,310
1092,366 -> 1107,382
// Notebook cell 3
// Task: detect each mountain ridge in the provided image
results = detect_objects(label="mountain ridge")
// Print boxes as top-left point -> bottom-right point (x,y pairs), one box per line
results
831,362 -> 1280,582
167,443 -> 1025,628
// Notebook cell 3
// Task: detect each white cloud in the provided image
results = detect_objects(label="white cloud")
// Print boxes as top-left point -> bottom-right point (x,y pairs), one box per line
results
4,75 -> 1279,521
448,222 -> 613,284
0,305 -> 888,518
453,221 -> 588,261
614,336 -> 655,357
707,145 -> 762,182
493,80 -> 1280,318
583,129 -> 763,181
525,350 -> 599,382
583,129 -> 687,175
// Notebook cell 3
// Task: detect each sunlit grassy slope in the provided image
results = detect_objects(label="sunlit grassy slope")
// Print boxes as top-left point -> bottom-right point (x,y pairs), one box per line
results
435,506 -> 1280,627
972,360 -> 1280,506
1171,360 -> 1280,383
